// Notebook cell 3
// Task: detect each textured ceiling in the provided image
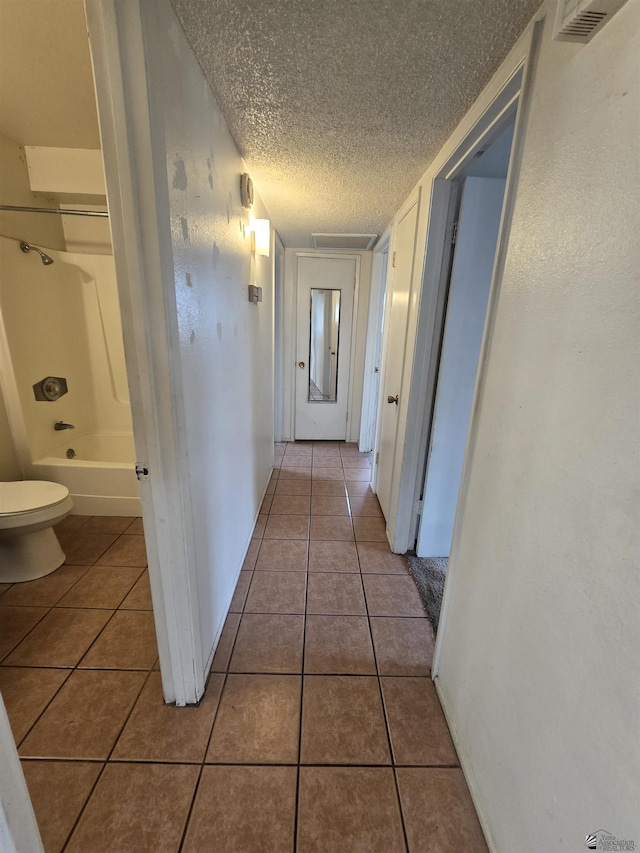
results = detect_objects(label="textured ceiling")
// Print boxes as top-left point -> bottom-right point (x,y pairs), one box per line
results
171,0 -> 540,248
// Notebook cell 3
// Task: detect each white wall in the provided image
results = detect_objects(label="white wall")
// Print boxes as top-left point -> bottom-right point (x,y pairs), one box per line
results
137,0 -> 274,673
410,4 -> 639,850
417,177 -> 505,557
282,248 -> 372,441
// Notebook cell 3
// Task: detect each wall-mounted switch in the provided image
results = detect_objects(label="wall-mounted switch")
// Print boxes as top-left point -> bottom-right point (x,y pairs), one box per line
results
248,285 -> 262,303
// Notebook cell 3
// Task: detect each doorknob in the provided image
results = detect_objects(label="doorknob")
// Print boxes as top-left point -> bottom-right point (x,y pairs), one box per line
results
387,395 -> 399,405
298,361 -> 305,369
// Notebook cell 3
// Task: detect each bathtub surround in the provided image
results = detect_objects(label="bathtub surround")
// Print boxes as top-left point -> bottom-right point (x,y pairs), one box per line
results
0,236 -> 138,515
0,389 -> 19,481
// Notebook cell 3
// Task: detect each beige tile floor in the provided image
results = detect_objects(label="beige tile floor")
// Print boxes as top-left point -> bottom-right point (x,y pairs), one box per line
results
0,442 -> 487,852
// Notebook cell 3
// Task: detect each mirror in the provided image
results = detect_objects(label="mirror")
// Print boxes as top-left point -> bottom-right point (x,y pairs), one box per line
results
308,288 -> 341,402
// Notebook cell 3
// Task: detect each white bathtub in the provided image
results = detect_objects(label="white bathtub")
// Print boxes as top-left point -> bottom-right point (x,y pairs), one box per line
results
31,432 -> 141,516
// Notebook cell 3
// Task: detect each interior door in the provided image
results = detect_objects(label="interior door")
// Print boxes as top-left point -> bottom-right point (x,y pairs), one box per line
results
374,200 -> 419,519
295,255 -> 356,439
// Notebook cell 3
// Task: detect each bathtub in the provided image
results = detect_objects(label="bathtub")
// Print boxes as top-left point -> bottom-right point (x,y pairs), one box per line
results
30,432 -> 141,516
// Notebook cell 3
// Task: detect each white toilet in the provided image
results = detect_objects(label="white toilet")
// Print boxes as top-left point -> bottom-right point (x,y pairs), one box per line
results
0,481 -> 74,583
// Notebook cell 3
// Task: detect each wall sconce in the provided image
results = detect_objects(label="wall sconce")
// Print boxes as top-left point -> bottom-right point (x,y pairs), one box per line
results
250,218 -> 271,257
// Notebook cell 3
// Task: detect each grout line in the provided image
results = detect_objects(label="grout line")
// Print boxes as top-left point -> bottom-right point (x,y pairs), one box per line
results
0,604 -> 53,665
59,668 -> 151,852
14,667 -> 74,750
19,755 -> 459,769
294,443 -> 311,853
60,760 -> 108,852
359,531 -> 411,853
177,668 -> 230,852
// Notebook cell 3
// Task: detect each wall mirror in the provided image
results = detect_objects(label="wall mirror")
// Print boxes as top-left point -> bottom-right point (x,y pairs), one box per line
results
308,288 -> 341,402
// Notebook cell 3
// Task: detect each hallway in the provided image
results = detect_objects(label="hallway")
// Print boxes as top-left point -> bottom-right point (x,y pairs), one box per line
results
0,442 -> 487,851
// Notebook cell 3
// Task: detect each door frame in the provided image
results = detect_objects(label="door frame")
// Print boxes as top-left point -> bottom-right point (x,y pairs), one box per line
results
388,23 -> 541,676
388,56 -> 533,556
85,0 -> 204,705
359,228 -> 390,452
371,188 -> 421,499
286,251 -> 361,441
274,233 -> 285,442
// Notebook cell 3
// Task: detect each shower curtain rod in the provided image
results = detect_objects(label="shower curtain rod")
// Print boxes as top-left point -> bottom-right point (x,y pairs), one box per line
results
0,204 -> 109,218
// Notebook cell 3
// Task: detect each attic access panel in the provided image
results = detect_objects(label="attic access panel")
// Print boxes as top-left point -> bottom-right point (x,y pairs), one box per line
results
311,233 -> 378,251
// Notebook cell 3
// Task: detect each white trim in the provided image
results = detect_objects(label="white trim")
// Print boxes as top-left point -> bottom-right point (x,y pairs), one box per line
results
282,249 -> 296,440
359,227 -> 390,451
85,0 -> 204,705
433,18 -> 545,675
396,86 -> 521,554
372,189 -> 422,513
434,677 -> 498,852
0,695 -> 44,853
386,17 -> 543,556
273,233 -> 285,442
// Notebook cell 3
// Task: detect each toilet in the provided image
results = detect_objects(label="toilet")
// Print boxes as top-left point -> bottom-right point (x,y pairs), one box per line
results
0,481 -> 74,583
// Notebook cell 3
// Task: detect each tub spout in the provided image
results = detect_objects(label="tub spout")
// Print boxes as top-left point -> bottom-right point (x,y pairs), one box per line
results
54,421 -> 75,431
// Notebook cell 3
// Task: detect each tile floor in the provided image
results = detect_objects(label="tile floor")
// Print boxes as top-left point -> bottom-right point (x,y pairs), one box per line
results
0,442 -> 487,852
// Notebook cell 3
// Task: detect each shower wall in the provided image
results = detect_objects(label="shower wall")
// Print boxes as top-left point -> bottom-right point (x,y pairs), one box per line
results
0,387 -> 19,479
0,236 -> 132,468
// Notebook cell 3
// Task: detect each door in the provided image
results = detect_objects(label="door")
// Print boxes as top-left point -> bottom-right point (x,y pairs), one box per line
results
417,177 -> 506,557
374,199 -> 419,519
359,245 -> 389,452
295,255 -> 356,439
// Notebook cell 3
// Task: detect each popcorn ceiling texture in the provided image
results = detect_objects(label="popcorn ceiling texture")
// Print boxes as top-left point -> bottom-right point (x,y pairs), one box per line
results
170,0 -> 540,248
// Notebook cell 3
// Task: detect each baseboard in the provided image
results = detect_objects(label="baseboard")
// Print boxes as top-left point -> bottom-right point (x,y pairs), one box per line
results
69,494 -> 142,516
434,676 -> 498,853
201,467 -> 273,684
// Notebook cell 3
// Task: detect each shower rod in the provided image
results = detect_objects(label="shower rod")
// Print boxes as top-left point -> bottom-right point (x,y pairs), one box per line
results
0,204 -> 108,218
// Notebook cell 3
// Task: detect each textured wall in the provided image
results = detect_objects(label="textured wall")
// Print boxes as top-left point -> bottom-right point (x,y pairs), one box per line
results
170,0 -> 540,247
139,0 -> 274,668
433,4 -> 640,850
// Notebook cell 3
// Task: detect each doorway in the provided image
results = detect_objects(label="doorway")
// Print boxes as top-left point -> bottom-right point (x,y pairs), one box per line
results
359,235 -> 390,453
418,120 -> 514,558
410,116 -> 516,630
294,254 -> 358,440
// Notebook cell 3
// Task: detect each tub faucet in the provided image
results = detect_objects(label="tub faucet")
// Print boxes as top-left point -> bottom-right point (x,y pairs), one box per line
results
54,421 -> 75,431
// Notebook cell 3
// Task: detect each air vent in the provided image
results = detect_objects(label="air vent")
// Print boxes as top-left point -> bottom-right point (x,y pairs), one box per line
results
553,0 -> 629,42
311,233 -> 378,251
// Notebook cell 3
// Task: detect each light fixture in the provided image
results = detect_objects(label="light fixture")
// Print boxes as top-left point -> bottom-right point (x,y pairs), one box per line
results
251,218 -> 271,257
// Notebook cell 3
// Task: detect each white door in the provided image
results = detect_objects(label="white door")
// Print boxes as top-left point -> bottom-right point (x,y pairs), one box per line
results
374,200 -> 419,519
417,177 -> 506,557
295,255 -> 356,439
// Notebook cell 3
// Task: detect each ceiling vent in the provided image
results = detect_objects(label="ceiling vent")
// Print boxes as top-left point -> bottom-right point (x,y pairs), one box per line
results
311,233 -> 378,251
553,0 -> 629,42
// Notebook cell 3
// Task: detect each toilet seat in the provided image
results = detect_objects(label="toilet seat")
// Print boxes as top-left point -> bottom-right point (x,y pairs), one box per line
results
0,480 -> 70,517
0,481 -> 73,535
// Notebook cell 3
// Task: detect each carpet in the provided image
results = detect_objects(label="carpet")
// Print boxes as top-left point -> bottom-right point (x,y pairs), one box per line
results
406,555 -> 448,634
